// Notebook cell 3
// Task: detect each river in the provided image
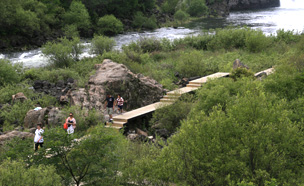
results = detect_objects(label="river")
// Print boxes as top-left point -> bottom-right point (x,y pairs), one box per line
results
0,0 -> 303,68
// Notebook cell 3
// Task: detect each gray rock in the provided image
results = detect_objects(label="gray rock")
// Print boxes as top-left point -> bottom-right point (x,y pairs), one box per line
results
69,59 -> 165,111
12,92 -> 27,103
0,131 -> 34,145
24,107 -> 63,128
233,59 -> 249,70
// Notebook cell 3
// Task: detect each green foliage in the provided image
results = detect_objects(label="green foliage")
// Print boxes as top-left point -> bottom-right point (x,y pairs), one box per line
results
161,0 -> 179,14
64,1 -> 91,33
97,15 -> 123,36
63,24 -> 80,38
245,29 -> 273,53
0,0 -> 54,37
175,50 -> 219,77
36,125 -> 126,186
133,11 -> 158,30
187,0 -> 208,17
0,59 -> 21,87
150,96 -> 195,135
90,35 -> 116,56
174,9 -> 190,23
230,68 -> 254,81
152,79 -> 304,185
275,29 -> 301,44
0,159 -> 61,186
0,138 -> 33,162
42,37 -> 84,68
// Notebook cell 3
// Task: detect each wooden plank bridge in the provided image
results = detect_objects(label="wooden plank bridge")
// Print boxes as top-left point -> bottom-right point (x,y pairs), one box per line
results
106,68 -> 274,129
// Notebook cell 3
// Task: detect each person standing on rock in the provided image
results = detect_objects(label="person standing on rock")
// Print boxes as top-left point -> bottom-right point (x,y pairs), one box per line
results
34,124 -> 44,151
66,112 -> 76,134
104,94 -> 114,122
116,94 -> 124,114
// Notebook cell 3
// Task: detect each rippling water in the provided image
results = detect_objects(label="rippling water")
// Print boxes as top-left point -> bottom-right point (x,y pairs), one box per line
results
1,0 -> 303,68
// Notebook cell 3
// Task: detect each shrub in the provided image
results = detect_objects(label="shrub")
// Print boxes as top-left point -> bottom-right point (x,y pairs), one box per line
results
42,37 -> 84,68
133,12 -> 157,30
64,1 -> 91,33
0,59 -> 21,87
187,0 -> 208,17
0,159 -> 61,185
275,29 -> 301,44
245,29 -> 272,53
90,35 -> 116,56
97,14 -> 123,36
175,50 -> 219,77
230,68 -> 254,81
207,28 -> 248,50
174,10 -> 189,23
150,96 -> 195,135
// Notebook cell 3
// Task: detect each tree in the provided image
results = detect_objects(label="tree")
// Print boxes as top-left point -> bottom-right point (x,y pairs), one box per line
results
174,9 -> 190,24
187,0 -> 208,17
42,37 -> 84,68
0,159 -> 61,186
36,125 -> 126,186
90,35 -> 116,55
0,59 -> 21,87
64,1 -> 91,34
151,79 -> 304,185
97,15 -> 123,36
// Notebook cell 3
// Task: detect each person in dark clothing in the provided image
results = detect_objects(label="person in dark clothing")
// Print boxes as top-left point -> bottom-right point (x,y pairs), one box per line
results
104,94 -> 114,122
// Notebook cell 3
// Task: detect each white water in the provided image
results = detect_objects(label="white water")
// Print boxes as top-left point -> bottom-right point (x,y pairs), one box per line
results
1,0 -> 303,68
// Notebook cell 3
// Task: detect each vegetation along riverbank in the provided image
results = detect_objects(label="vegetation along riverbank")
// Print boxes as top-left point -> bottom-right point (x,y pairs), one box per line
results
0,0 -> 280,51
1,27 -> 304,185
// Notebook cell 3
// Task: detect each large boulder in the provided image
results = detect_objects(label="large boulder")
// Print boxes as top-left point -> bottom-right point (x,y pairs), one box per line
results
0,130 -> 34,145
69,59 -> 165,111
24,107 -> 63,128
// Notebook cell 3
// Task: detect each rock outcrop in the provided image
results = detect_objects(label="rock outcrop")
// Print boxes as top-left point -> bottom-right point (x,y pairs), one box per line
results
24,107 -> 63,128
229,0 -> 280,11
0,130 -> 34,145
69,59 -> 165,111
233,59 -> 249,70
12,92 -> 27,103
33,78 -> 74,104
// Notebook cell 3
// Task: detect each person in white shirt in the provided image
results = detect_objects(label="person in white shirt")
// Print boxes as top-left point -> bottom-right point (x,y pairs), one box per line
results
116,94 -> 124,114
66,112 -> 76,134
34,124 -> 44,151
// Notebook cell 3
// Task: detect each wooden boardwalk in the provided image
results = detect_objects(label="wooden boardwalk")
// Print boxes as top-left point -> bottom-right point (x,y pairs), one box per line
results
105,68 -> 274,129
106,72 -> 230,129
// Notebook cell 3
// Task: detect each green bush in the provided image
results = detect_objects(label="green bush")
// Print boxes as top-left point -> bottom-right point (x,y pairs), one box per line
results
187,0 -> 208,17
97,15 -> 123,36
0,59 -> 21,87
275,29 -> 301,44
245,29 -> 273,53
42,37 -> 84,68
133,12 -> 157,30
207,28 -> 248,50
0,159 -> 61,185
150,96 -> 195,135
175,50 -> 219,77
90,35 -> 116,56
174,10 -> 189,23
64,1 -> 91,33
230,67 -> 254,81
